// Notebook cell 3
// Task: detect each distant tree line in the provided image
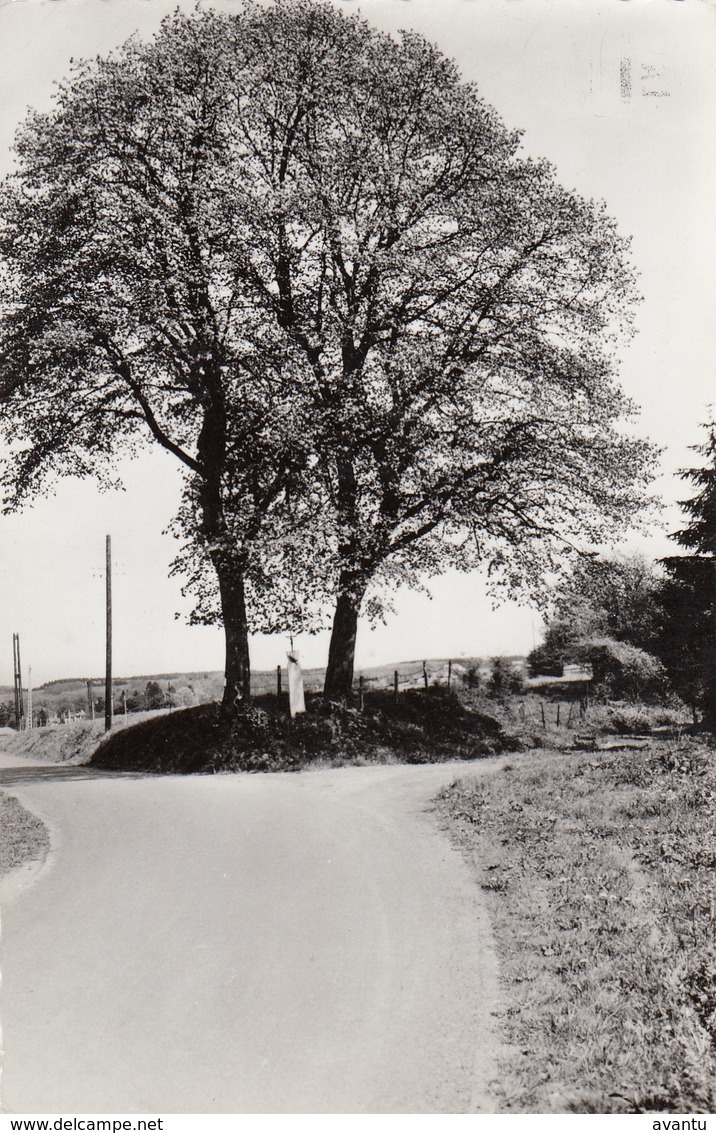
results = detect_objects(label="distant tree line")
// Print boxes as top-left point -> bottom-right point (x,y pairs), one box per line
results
1,676 -> 220,728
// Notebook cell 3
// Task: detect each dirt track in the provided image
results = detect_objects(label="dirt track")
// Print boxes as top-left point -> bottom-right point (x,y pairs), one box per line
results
0,753 -> 505,1113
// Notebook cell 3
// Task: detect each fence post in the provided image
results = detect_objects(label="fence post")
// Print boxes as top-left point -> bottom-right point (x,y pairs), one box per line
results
423,661 -> 429,691
556,702 -> 561,727
541,702 -> 546,728
277,664 -> 282,698
359,674 -> 364,711
394,670 -> 399,700
447,660 -> 452,691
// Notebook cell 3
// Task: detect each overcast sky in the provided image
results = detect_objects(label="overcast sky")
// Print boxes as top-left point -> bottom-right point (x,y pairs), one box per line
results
0,0 -> 714,686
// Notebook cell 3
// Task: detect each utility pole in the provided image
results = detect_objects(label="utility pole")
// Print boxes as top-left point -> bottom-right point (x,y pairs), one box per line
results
87,680 -> 94,721
26,665 -> 32,730
105,534 -> 112,733
12,633 -> 24,731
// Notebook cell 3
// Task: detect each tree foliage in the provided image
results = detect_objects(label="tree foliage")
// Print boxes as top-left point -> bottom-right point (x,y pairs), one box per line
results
528,553 -> 663,677
193,0 -> 654,697
527,553 -> 670,700
144,680 -> 165,710
0,7 -> 324,705
657,422 -> 716,726
0,1 -> 656,701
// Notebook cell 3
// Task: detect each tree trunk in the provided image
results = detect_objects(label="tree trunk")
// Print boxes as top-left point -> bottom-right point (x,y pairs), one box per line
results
195,385 -> 253,713
323,574 -> 365,700
213,553 -> 251,710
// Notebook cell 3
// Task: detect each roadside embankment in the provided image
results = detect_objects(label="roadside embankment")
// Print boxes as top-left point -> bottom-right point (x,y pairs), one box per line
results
0,721 -> 105,764
0,726 -> 92,880
0,708 -> 183,767
437,739 -> 716,1114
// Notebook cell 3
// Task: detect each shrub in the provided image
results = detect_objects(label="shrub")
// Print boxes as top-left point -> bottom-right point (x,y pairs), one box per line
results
575,637 -> 666,701
462,663 -> 482,690
488,657 -> 525,700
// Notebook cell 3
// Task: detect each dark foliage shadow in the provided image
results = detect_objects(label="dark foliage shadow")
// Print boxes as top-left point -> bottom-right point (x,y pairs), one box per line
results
0,763 -> 154,787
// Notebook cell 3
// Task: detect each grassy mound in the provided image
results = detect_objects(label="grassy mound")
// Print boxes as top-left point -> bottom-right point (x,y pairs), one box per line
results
90,689 -> 518,774
0,791 -> 50,879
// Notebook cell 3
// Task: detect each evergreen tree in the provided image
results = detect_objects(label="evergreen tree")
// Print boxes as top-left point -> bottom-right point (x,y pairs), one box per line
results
658,421 -> 716,727
145,681 -> 165,711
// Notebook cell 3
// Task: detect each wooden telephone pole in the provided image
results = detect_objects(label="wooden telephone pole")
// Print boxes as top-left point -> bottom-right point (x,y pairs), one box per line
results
26,666 -> 32,730
12,633 -> 24,731
105,534 -> 112,733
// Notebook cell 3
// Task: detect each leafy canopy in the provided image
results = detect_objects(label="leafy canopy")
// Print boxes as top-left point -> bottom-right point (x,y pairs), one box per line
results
0,0 -> 657,638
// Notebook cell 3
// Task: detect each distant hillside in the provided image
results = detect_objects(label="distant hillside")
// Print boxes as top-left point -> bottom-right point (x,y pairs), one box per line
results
10,655 -> 529,695
35,671 -> 223,693
1,656 -> 525,725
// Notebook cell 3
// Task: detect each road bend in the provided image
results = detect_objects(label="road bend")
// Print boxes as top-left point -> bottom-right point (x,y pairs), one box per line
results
0,752 -> 505,1114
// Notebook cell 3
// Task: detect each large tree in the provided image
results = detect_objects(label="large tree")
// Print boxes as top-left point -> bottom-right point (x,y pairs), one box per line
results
191,0 -> 653,698
657,422 -> 716,727
0,11 -> 319,708
0,1 -> 655,701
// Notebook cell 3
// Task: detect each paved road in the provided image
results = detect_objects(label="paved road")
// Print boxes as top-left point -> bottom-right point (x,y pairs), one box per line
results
0,752 -> 504,1114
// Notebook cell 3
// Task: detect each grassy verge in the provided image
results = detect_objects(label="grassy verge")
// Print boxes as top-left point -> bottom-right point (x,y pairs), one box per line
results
0,791 -> 50,880
0,720 -> 106,763
436,739 -> 716,1113
91,689 -> 520,773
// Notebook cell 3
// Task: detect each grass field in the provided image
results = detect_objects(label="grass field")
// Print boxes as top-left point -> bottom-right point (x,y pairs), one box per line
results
437,739 -> 716,1113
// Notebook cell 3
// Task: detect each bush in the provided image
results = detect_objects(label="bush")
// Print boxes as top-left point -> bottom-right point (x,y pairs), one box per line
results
576,637 -> 666,701
462,663 -> 482,690
606,704 -> 654,734
488,657 -> 525,700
